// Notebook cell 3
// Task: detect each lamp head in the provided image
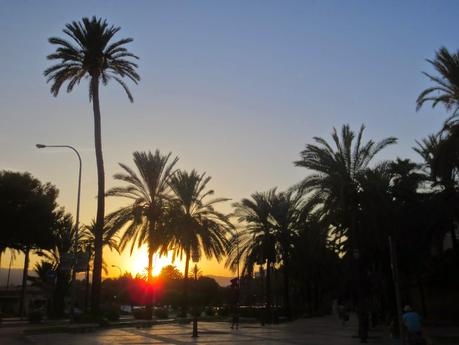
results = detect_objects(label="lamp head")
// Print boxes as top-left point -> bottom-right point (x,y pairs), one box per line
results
36,144 -> 46,149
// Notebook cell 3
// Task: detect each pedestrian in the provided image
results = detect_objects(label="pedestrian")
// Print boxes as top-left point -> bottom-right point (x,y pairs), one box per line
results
402,305 -> 424,345
230,278 -> 240,330
231,302 -> 240,329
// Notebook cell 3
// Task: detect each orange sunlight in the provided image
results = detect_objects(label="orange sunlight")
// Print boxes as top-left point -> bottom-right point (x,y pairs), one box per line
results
125,247 -> 185,277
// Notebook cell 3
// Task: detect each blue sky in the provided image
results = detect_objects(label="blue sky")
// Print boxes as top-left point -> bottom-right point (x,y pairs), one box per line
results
0,0 -> 457,276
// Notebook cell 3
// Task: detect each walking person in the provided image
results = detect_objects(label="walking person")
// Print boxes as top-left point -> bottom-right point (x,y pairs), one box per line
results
230,278 -> 240,329
402,305 -> 425,345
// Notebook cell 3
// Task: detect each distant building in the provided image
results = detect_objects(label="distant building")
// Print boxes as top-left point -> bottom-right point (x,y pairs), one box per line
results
0,286 -> 47,316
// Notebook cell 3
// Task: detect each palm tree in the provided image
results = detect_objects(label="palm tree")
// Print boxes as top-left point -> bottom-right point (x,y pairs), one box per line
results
269,190 -> 304,320
417,47 -> 459,114
42,212 -> 79,317
106,151 -> 178,314
294,124 -> 396,341
45,16 -> 140,311
81,220 -> 119,310
415,135 -> 459,263
166,170 -> 232,315
226,190 -> 277,322
295,124 -> 397,253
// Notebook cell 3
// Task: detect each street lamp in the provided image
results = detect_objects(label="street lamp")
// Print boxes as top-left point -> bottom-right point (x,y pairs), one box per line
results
191,251 -> 200,338
36,144 -> 82,317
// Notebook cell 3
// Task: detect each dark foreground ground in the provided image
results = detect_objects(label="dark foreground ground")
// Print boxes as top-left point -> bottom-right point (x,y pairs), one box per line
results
1,314 -> 458,345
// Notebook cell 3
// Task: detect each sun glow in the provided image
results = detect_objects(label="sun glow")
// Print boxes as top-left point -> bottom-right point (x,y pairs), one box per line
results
126,247 -> 185,277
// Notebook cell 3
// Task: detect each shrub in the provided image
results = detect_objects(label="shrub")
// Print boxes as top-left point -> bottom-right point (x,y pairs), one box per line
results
154,307 -> 168,319
205,307 -> 216,316
133,307 -> 152,320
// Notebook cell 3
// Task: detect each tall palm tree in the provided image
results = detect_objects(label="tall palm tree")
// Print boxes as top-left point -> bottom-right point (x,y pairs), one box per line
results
226,190 -> 277,321
45,17 -> 140,311
417,47 -> 459,114
295,124 -> 396,342
106,150 -> 178,313
166,170 -> 232,315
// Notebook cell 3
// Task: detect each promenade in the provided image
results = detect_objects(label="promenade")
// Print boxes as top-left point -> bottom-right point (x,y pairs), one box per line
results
1,315 -> 391,345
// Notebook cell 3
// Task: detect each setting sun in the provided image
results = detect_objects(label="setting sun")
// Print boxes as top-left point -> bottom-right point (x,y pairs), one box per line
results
126,247 -> 185,277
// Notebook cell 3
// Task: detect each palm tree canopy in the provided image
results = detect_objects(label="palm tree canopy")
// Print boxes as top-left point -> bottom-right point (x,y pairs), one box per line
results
166,170 -> 232,263
226,190 -> 278,275
417,47 -> 459,113
268,190 -> 304,260
295,124 -> 397,185
106,150 -> 179,255
44,16 -> 140,101
294,124 -> 396,251
415,128 -> 459,186
81,219 -> 119,255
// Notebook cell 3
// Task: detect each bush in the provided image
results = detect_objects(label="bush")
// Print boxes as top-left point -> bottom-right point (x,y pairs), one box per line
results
28,310 -> 44,324
133,307 -> 152,320
205,307 -> 216,316
154,307 -> 168,319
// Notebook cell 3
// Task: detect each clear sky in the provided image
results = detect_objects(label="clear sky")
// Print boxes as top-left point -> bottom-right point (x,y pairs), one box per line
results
1,0 -> 457,279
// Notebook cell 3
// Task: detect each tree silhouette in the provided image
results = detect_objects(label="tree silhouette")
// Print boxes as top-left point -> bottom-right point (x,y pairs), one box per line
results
166,170 -> 231,315
45,17 -> 140,311
106,151 -> 178,316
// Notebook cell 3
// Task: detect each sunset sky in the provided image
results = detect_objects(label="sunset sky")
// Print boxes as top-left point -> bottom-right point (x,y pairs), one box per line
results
1,0 -> 458,279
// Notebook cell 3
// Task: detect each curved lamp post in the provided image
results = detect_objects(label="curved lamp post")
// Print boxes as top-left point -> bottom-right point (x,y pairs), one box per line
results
36,144 -> 82,317
192,251 -> 200,338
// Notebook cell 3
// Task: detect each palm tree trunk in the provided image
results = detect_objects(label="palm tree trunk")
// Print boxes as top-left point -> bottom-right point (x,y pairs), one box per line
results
282,256 -> 291,320
147,248 -> 154,284
417,275 -> 427,317
181,249 -> 191,317
91,76 -> 105,314
19,248 -> 30,318
6,252 -> 14,289
265,259 -> 272,324
450,225 -> 459,265
146,247 -> 154,319
84,263 -> 90,312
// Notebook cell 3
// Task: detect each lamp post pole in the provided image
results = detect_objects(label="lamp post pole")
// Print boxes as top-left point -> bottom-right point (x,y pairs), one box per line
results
191,251 -> 200,338
36,144 -> 82,317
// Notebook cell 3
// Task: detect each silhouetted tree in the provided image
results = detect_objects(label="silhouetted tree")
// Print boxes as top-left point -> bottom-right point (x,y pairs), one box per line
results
45,17 -> 140,311
0,171 -> 60,316
166,170 -> 232,316
106,151 -> 178,317
295,125 -> 396,341
227,190 -> 277,322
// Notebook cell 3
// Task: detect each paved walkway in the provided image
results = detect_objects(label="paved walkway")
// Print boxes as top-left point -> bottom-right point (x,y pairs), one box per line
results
1,315 -> 390,345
